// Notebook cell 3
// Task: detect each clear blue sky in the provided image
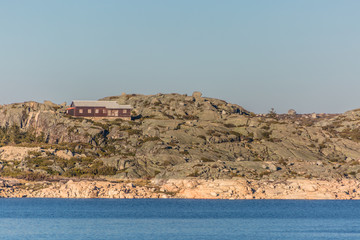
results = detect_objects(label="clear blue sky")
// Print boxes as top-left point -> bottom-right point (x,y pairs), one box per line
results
0,0 -> 359,113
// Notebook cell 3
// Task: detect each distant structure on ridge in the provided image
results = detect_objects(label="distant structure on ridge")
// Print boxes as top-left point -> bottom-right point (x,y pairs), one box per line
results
66,100 -> 132,120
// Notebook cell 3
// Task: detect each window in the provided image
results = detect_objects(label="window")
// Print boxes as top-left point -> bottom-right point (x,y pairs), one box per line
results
79,109 -> 83,114
103,109 -> 107,114
95,109 -> 99,114
123,109 -> 127,114
88,109 -> 92,114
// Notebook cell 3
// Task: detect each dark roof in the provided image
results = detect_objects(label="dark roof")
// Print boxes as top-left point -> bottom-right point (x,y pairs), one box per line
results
71,101 -> 132,109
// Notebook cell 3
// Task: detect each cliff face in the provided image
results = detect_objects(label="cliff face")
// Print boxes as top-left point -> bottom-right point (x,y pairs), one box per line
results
1,92 -> 360,184
0,101 -> 102,144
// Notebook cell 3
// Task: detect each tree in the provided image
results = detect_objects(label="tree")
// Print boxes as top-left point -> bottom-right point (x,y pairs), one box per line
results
267,108 -> 277,119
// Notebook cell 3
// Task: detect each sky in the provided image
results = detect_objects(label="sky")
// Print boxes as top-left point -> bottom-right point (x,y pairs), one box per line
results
0,0 -> 359,114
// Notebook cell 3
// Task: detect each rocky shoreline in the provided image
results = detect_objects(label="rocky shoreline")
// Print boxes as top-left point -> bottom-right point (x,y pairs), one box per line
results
1,178 -> 360,200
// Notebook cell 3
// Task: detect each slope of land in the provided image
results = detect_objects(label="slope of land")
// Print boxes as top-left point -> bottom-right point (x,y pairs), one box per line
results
1,92 -> 360,199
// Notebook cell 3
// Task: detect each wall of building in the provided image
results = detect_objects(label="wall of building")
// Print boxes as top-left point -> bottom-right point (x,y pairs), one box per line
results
68,107 -> 131,118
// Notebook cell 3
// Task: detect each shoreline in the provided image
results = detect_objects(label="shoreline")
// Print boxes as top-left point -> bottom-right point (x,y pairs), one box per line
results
1,178 -> 359,200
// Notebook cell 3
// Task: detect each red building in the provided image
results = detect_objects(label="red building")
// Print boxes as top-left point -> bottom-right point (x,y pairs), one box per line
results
67,101 -> 132,119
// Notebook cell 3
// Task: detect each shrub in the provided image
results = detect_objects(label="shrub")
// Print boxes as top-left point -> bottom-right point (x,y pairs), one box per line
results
0,126 -> 42,145
180,150 -> 190,155
339,128 -> 360,142
122,151 -> 136,157
27,157 -> 53,167
63,168 -> 84,177
201,157 -> 215,162
96,166 -> 117,175
142,136 -> 161,142
162,160 -> 172,166
183,115 -> 199,120
211,164 -> 219,168
19,171 -> 50,181
126,129 -> 142,135
267,108 -> 277,119
278,158 -> 287,165
259,171 -> 271,177
229,131 -> 242,137
55,157 -> 77,169
206,130 -> 222,137
187,170 -> 200,177
198,135 -> 206,141
28,151 -> 42,157
262,131 -> 272,139
319,143 -> 327,149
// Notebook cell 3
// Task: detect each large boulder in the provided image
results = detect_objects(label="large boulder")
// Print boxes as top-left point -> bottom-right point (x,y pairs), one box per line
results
288,109 -> 297,116
198,110 -> 221,121
43,100 -> 58,108
192,91 -> 202,98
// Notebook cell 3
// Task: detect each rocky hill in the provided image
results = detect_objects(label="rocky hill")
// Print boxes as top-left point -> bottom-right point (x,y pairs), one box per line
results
1,92 -> 360,188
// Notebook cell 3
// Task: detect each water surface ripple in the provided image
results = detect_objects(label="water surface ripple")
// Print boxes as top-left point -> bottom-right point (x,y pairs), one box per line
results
0,199 -> 359,240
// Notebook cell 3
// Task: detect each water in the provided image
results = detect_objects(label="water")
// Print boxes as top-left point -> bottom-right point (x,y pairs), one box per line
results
1,199 -> 360,240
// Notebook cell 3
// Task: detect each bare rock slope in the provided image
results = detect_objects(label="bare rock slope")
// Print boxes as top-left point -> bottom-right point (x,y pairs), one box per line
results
1,93 -> 360,198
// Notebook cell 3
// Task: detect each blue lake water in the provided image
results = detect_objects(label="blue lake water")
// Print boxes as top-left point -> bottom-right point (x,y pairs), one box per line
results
1,199 -> 360,240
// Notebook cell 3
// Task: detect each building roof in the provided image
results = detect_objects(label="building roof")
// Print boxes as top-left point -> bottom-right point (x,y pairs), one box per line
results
71,100 -> 132,109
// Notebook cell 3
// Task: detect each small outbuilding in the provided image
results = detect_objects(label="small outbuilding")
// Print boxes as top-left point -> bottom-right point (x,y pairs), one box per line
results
67,100 -> 132,119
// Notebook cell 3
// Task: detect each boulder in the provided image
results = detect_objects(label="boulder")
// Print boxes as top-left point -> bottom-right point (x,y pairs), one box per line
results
288,109 -> 296,115
268,164 -> 278,171
55,150 -> 73,160
43,100 -> 58,108
192,91 -> 202,98
198,110 -> 220,121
